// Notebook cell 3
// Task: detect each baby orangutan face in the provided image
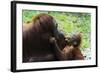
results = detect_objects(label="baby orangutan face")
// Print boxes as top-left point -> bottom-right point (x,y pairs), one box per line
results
64,33 -> 82,51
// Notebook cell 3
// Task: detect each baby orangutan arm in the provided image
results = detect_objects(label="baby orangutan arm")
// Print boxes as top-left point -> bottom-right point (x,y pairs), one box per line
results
72,47 -> 84,60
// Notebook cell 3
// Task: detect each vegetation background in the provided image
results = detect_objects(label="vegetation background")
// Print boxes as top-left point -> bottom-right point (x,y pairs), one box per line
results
22,10 -> 91,54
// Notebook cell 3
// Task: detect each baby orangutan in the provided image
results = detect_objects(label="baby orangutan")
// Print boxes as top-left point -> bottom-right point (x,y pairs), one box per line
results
49,33 -> 84,60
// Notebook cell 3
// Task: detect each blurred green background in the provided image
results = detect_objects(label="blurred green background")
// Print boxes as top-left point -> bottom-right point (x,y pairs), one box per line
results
22,10 -> 91,50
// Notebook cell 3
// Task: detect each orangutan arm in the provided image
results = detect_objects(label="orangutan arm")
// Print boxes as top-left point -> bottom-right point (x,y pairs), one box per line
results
72,48 -> 84,60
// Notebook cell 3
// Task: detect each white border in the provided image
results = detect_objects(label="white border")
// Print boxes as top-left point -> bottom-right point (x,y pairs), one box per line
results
16,3 -> 96,70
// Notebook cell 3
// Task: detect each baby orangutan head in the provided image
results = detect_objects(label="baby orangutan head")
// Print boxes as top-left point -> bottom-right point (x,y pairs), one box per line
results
63,33 -> 84,60
65,33 -> 82,48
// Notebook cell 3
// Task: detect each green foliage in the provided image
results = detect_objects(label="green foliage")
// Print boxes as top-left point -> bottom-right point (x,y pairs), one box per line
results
22,10 -> 91,49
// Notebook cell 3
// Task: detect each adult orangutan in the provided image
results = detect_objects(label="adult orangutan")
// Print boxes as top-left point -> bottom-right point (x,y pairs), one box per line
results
23,13 -> 84,62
